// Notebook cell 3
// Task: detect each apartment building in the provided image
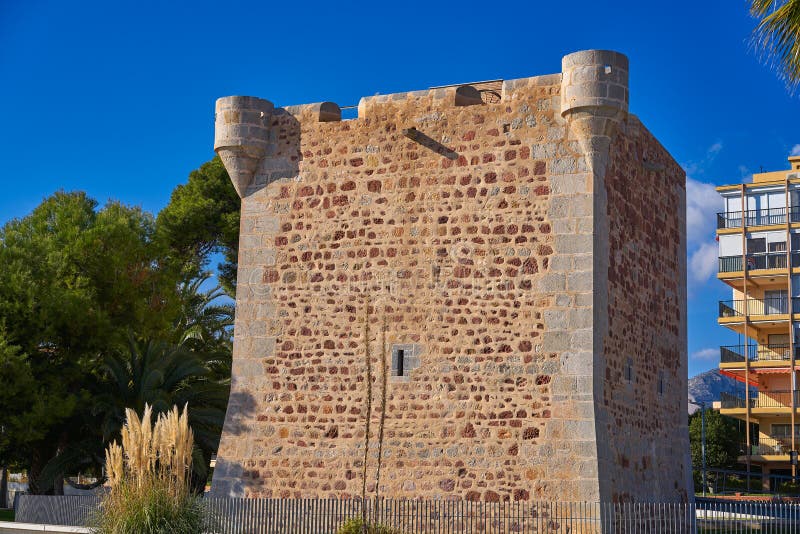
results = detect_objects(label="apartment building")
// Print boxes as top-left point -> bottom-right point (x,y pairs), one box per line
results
718,155 -> 800,487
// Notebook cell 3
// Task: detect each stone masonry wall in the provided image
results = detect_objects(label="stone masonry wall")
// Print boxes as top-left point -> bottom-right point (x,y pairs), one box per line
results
212,74 -> 603,502
596,118 -> 689,502
211,50 -> 690,504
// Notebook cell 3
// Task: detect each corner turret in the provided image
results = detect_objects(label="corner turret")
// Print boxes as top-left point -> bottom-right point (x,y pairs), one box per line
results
560,50 -> 629,159
214,96 -> 274,198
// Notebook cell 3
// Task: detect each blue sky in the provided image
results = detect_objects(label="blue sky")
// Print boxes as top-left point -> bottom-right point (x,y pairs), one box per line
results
1,0 -> 799,378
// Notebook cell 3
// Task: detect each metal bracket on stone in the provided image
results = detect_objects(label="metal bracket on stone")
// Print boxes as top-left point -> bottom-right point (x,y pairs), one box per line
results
401,127 -> 458,160
402,127 -> 419,140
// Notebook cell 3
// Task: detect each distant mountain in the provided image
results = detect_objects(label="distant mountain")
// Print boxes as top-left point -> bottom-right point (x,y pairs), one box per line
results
687,369 -> 747,414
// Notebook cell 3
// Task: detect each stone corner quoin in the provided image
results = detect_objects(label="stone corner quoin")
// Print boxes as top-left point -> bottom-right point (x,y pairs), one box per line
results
209,48 -> 689,504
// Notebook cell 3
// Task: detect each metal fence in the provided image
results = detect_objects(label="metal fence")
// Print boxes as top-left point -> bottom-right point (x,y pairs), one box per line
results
12,494 -> 800,533
14,494 -> 98,526
203,499 -> 616,533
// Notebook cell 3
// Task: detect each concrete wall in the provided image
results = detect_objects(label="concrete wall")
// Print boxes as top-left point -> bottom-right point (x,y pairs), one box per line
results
0,523 -> 88,533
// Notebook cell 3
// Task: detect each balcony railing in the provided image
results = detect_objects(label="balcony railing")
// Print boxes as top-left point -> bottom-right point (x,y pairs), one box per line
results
743,436 -> 794,456
720,390 -> 800,409
719,255 -> 744,273
720,344 -> 796,363
717,207 -> 800,229
718,252 -> 800,273
718,297 -> 800,317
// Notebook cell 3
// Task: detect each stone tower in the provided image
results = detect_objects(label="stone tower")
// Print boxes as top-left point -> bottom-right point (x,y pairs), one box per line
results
210,49 -> 690,503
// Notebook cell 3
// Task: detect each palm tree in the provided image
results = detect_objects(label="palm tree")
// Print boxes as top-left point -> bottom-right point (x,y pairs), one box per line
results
38,277 -> 233,493
173,275 -> 234,381
93,336 -> 229,489
750,0 -> 800,91
173,275 -> 234,350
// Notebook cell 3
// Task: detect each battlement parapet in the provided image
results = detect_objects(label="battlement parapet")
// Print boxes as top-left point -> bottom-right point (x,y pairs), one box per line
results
282,101 -> 342,122
215,50 -> 629,197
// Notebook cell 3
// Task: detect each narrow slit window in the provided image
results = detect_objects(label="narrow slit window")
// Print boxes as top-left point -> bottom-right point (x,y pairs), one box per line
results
391,343 -> 418,378
396,349 -> 405,377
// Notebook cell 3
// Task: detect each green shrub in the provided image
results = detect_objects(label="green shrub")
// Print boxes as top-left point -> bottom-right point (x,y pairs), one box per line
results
337,517 -> 400,534
90,478 -> 205,534
776,480 -> 800,494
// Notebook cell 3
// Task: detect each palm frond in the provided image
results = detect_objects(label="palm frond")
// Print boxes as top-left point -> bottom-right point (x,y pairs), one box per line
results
750,0 -> 800,91
751,0 -> 780,16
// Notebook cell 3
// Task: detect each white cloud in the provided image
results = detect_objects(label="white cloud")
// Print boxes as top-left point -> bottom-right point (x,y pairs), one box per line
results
708,141 -> 723,159
691,348 -> 718,360
684,141 -> 724,177
682,141 -> 727,299
685,177 -> 721,248
689,241 -> 718,284
738,164 -> 752,183
791,144 -> 800,156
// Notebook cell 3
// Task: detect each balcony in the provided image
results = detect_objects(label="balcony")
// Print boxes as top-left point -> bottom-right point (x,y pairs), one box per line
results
743,436 -> 795,457
720,344 -> 796,364
720,390 -> 800,410
718,252 -> 800,273
717,207 -> 800,229
718,297 -> 800,318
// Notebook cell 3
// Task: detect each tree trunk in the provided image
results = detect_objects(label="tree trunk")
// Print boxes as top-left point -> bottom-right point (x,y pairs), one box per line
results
27,449 -> 44,495
0,467 -> 7,509
27,445 -> 54,495
52,474 -> 64,496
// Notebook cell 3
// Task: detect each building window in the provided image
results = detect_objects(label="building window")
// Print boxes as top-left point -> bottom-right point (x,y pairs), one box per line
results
792,233 -> 800,251
747,238 -> 766,254
657,371 -> 665,397
392,345 -> 413,377
390,343 -> 420,378
624,358 -> 634,382
770,241 -> 787,253
393,348 -> 405,377
772,423 -> 800,439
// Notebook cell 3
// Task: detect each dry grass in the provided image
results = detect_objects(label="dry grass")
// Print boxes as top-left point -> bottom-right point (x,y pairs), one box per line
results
93,404 -> 208,534
337,517 -> 400,534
